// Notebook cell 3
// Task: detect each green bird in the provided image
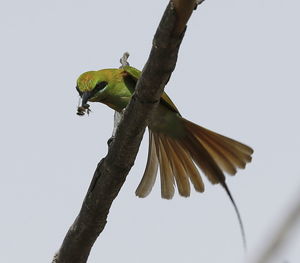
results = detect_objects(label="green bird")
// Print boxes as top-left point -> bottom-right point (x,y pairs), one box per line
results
76,66 -> 253,245
76,65 -> 253,198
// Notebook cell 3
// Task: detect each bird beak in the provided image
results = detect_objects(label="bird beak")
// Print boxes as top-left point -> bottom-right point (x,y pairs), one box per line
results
81,92 -> 91,107
77,92 -> 92,116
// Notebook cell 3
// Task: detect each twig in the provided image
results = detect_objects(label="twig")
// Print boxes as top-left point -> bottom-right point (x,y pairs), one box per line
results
119,52 -> 130,68
255,188 -> 300,263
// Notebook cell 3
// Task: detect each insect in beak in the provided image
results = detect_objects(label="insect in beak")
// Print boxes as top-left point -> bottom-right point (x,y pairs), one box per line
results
77,94 -> 91,116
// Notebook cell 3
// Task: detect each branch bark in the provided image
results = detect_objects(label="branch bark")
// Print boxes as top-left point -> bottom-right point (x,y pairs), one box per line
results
54,1 -> 202,262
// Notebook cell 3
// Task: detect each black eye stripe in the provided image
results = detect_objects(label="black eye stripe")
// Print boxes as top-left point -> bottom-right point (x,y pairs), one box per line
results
76,81 -> 107,98
94,81 -> 108,93
88,81 -> 107,98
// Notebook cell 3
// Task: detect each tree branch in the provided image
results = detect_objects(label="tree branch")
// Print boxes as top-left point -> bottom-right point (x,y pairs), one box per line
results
54,1 -> 203,262
255,190 -> 300,263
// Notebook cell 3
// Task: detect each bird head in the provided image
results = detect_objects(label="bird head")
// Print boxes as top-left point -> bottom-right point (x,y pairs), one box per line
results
76,71 -> 108,115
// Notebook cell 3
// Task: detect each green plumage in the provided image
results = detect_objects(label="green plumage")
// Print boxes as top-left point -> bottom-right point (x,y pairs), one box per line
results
77,67 -> 184,137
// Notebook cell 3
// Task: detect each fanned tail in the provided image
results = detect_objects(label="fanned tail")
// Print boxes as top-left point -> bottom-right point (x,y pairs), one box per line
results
136,119 -> 253,198
135,118 -> 253,249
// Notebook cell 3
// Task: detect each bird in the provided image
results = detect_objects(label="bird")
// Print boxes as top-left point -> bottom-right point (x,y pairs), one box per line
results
76,65 -> 253,247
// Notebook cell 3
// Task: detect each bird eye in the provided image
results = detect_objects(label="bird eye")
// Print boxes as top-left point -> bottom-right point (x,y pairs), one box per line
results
76,85 -> 83,96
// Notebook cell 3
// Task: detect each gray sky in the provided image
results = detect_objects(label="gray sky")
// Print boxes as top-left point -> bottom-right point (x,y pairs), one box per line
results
1,0 -> 300,262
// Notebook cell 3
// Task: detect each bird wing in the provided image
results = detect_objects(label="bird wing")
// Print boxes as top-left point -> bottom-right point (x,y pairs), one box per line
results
123,66 -> 180,114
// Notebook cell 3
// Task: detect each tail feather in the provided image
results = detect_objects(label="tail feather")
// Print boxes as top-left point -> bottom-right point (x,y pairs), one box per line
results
170,138 -> 205,193
186,123 -> 237,175
162,135 -> 191,197
154,134 -> 175,199
186,119 -> 252,168
135,131 -> 158,198
194,122 -> 253,156
180,133 -> 225,184
184,120 -> 249,171
221,180 -> 247,250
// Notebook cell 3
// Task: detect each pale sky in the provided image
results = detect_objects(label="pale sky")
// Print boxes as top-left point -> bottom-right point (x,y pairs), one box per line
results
1,0 -> 300,262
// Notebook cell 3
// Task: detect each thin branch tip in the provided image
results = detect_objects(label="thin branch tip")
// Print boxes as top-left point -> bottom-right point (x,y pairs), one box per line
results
120,52 -> 130,68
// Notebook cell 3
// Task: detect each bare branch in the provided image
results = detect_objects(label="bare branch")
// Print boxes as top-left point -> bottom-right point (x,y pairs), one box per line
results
54,1 -> 204,262
172,0 -> 202,34
255,190 -> 300,263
